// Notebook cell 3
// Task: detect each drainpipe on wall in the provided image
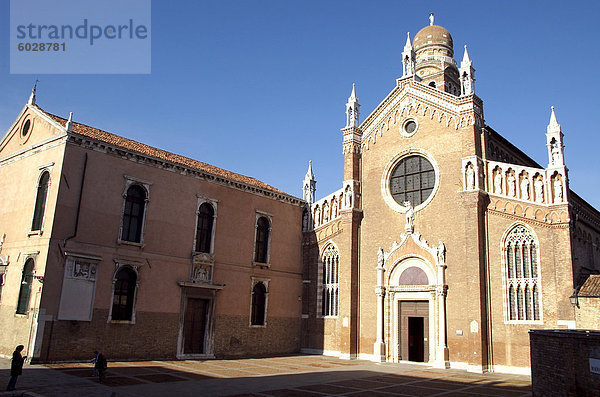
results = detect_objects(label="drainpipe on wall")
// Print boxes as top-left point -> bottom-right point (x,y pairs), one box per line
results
45,152 -> 88,362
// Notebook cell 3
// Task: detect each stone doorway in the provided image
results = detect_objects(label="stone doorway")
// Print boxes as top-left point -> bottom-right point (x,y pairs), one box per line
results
183,298 -> 209,354
398,300 -> 429,362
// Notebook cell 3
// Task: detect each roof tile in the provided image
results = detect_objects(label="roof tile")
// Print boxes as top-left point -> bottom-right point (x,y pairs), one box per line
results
579,274 -> 600,297
35,106 -> 288,196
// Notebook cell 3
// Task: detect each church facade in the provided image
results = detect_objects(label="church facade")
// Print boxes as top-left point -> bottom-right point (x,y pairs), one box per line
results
300,17 -> 600,374
0,16 -> 599,374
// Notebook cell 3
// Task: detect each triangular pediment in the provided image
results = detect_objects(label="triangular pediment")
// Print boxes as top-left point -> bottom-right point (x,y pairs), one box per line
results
0,104 -> 67,159
358,79 -> 483,152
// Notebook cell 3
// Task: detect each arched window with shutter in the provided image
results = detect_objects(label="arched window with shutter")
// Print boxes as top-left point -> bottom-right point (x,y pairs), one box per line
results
31,171 -> 50,231
16,259 -> 35,314
195,202 -> 215,253
250,281 -> 267,326
121,185 -> 147,243
254,216 -> 270,264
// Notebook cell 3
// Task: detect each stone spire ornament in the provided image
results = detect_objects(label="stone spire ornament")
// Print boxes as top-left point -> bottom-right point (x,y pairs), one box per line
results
546,106 -> 565,167
401,32 -> 416,78
302,160 -> 316,204
65,112 -> 74,132
459,45 -> 475,96
27,81 -> 38,105
345,83 -> 360,128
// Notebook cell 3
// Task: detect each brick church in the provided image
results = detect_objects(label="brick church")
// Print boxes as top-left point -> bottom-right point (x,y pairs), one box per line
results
300,15 -> 600,374
0,16 -> 598,373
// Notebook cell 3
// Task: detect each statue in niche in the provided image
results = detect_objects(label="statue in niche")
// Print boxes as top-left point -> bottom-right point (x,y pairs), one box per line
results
494,171 -> 502,194
345,185 -> 353,208
302,210 -> 309,231
377,247 -> 384,268
534,178 -> 544,203
404,201 -> 415,233
507,174 -> 516,197
332,199 -> 338,218
554,178 -> 563,202
323,202 -> 329,222
314,207 -> 320,226
465,164 -> 475,190
195,266 -> 210,282
521,177 -> 530,200
437,241 -> 446,265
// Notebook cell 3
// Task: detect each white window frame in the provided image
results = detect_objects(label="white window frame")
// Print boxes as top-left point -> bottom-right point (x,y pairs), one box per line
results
193,196 -> 218,255
501,223 -> 543,324
249,277 -> 270,327
28,164 -> 53,236
252,210 -> 273,268
107,260 -> 142,324
117,176 -> 151,246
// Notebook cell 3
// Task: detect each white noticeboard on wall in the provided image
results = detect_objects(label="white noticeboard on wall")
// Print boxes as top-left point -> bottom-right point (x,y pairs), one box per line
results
590,358 -> 600,375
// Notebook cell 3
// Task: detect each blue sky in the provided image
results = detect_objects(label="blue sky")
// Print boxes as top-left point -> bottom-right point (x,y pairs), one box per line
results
1,1 -> 599,208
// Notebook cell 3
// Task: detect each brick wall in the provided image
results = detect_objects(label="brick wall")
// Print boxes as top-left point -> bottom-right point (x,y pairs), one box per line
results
530,329 -> 600,396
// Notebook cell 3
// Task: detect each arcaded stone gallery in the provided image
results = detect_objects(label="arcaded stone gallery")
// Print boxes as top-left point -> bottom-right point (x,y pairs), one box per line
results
0,16 -> 598,373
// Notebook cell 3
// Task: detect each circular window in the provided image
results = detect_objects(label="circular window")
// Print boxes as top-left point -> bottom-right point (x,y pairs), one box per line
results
21,119 -> 31,137
389,155 -> 435,207
404,120 -> 417,134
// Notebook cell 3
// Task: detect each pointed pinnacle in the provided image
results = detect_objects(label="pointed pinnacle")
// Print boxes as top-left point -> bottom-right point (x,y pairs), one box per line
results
306,160 -> 314,179
405,32 -> 412,47
462,44 -> 471,63
547,106 -> 561,132
65,112 -> 73,132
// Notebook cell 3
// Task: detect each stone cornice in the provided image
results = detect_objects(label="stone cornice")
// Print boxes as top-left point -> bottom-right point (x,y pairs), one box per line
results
66,134 -> 305,207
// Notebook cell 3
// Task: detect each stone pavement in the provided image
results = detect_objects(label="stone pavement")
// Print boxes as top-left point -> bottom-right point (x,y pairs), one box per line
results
0,355 -> 531,397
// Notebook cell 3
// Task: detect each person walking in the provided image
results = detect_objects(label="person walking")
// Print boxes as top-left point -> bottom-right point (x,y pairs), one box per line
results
6,345 -> 26,391
91,350 -> 108,383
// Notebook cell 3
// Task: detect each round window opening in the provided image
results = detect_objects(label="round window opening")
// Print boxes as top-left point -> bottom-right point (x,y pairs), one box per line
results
404,120 -> 417,134
389,155 -> 435,207
21,119 -> 31,137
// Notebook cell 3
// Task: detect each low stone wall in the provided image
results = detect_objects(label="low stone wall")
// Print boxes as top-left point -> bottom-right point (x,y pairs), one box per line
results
530,329 -> 600,397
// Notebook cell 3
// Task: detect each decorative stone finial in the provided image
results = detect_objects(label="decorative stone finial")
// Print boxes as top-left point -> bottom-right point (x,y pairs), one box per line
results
302,160 -> 316,204
345,83 -> 360,128
548,106 -> 560,132
65,112 -> 73,132
429,13 -> 434,26
27,81 -> 38,105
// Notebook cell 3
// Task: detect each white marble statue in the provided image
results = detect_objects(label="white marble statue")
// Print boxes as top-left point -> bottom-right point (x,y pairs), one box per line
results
554,179 -> 563,202
520,177 -> 530,200
534,179 -> 544,203
404,201 -> 414,233
466,164 -> 475,190
494,172 -> 502,194
507,174 -> 516,197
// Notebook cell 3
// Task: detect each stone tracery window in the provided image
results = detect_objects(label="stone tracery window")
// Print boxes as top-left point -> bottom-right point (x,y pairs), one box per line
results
504,224 -> 541,322
321,245 -> 339,317
389,155 -> 435,207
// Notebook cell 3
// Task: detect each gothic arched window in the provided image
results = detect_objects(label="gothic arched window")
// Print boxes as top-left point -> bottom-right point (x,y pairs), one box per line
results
111,266 -> 137,321
195,203 -> 214,253
503,224 -> 541,322
254,216 -> 270,264
31,171 -> 50,231
121,185 -> 147,243
16,259 -> 35,314
250,281 -> 267,326
321,245 -> 339,317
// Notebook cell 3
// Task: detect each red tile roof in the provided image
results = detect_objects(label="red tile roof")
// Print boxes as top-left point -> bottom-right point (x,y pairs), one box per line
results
579,274 -> 600,297
35,105 -> 288,196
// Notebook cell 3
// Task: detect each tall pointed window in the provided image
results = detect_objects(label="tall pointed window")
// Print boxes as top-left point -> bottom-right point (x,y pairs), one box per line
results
16,259 -> 35,314
121,185 -> 147,243
250,281 -> 267,326
111,266 -> 137,321
31,171 -> 50,231
254,216 -> 270,264
195,203 -> 214,253
321,245 -> 339,317
503,224 -> 541,322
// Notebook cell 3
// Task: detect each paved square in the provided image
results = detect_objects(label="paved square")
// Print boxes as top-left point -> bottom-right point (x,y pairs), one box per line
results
0,355 -> 531,396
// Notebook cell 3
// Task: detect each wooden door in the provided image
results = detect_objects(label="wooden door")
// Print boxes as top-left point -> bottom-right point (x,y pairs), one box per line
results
183,298 -> 209,354
399,300 -> 429,362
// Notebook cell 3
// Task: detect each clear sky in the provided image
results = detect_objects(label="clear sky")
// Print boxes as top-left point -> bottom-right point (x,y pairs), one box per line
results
1,0 -> 599,208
